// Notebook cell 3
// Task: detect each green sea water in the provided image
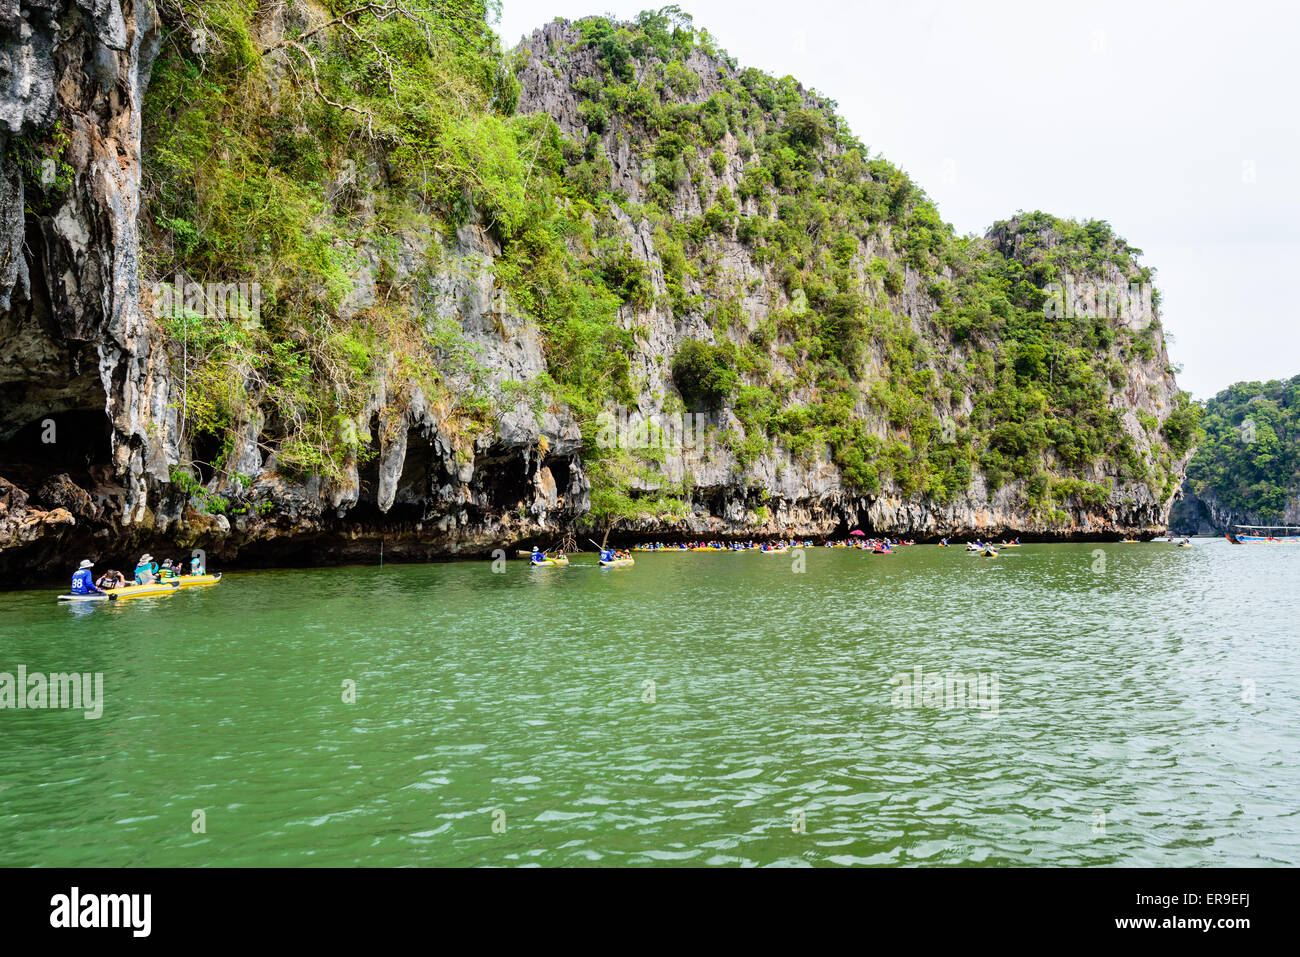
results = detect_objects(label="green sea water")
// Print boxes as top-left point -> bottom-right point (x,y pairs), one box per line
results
1,539 -> 1296,867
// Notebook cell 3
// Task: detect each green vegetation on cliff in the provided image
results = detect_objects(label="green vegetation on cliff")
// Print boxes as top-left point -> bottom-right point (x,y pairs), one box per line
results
552,12 -> 1190,513
145,1 -> 676,521
140,2 -> 1192,526
1185,376 -> 1300,519
146,0 -> 576,480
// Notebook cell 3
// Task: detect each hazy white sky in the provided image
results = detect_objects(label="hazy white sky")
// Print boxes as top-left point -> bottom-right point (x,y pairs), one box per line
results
497,0 -> 1300,400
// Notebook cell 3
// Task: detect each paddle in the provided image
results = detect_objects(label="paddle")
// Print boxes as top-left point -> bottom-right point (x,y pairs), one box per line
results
588,537 -> 625,564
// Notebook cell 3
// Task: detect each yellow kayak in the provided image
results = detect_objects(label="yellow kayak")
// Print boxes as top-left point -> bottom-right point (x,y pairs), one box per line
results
161,572 -> 224,587
530,557 -> 569,567
762,547 -> 789,554
59,581 -> 180,602
599,557 -> 635,568
982,548 -> 999,557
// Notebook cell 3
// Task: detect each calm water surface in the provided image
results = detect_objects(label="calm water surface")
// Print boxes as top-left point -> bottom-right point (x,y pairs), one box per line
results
1,540 -> 1296,866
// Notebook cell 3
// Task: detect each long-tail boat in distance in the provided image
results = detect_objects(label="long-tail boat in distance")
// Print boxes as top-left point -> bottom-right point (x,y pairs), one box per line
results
1226,524 -> 1300,545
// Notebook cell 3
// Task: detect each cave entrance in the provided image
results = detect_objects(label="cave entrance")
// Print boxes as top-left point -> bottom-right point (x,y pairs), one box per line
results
0,410 -> 113,490
0,293 -> 112,494
478,444 -> 532,512
189,431 -> 224,486
543,456 -> 571,502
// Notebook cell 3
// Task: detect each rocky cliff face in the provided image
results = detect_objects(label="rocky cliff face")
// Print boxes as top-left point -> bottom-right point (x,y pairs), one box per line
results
1,0 -> 177,571
1170,484 -> 1300,536
505,20 -> 1189,538
0,6 -> 1193,583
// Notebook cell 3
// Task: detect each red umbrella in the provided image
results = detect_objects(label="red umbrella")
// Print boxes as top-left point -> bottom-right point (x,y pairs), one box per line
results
849,530 -> 865,536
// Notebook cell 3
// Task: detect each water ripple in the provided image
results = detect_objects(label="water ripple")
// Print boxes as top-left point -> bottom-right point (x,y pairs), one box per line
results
0,540 -> 1295,866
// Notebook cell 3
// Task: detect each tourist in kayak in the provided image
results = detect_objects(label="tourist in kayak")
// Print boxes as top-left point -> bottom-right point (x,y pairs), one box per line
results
530,546 -> 544,563
134,554 -> 158,584
189,553 -> 205,575
95,569 -> 126,591
70,560 -> 104,596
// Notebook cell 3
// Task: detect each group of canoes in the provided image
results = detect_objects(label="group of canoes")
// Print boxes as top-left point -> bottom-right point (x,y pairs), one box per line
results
624,537 -> 1022,557
958,539 -> 1021,557
58,553 -> 222,602
631,540 -> 815,553
529,547 -> 634,568
631,538 -> 911,554
822,538 -> 913,553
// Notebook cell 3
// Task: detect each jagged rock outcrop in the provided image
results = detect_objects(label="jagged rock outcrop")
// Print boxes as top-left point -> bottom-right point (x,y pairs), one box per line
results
0,7 -> 1194,582
2,0 -> 172,572
508,20 -> 1186,541
1172,482 -> 1300,535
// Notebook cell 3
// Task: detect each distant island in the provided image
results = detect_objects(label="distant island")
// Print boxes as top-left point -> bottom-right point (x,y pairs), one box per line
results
1172,375 -> 1300,534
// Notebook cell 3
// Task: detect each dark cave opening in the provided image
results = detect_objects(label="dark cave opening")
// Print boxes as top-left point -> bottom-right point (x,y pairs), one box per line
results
479,446 -> 533,512
0,410 -> 113,490
543,456 -> 571,502
188,431 -> 224,485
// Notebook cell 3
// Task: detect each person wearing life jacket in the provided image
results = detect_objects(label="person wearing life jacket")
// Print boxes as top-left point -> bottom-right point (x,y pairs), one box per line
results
190,553 -> 204,575
134,554 -> 158,584
71,560 -> 104,595
531,547 -> 543,563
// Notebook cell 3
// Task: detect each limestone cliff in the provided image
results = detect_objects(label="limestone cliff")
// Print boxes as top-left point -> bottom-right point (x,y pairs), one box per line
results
0,4 -> 1197,582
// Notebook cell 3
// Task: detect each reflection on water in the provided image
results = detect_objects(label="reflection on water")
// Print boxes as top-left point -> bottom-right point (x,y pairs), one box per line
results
0,539 -> 1295,866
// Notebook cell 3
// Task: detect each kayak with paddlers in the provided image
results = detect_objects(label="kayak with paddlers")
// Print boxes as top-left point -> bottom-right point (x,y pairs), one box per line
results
599,547 -> 634,567
57,555 -> 221,602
